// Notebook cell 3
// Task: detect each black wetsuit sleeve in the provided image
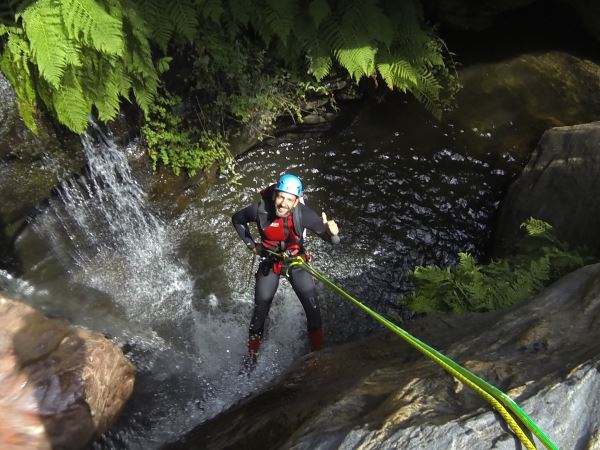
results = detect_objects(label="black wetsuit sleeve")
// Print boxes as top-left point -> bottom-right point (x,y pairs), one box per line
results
232,204 -> 259,248
300,204 -> 340,245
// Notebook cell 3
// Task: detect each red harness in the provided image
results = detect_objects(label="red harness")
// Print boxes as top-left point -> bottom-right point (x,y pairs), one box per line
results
261,214 -> 305,274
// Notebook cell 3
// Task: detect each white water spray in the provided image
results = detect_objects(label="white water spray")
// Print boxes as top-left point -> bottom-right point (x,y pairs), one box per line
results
31,130 -> 194,323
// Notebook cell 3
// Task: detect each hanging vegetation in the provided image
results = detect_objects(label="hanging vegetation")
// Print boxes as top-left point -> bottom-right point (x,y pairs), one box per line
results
0,0 -> 458,174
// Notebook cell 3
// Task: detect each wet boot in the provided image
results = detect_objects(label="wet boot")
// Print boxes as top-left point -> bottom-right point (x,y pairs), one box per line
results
241,334 -> 261,374
309,328 -> 323,352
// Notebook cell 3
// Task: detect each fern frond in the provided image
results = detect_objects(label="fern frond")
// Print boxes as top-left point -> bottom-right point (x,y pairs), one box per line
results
224,0 -> 251,26
319,14 -> 344,50
20,0 -> 70,87
2,26 -> 32,75
128,0 -> 171,51
309,54 -> 331,81
131,77 -> 155,115
306,37 -> 331,80
361,3 -> 392,48
63,38 -> 82,67
196,0 -> 224,22
334,45 -> 376,81
112,62 -> 132,99
51,68 -> 91,132
79,53 -> 120,120
168,1 -> 198,42
0,48 -> 38,132
60,0 -> 124,55
377,57 -> 418,91
522,217 -> 553,236
339,0 -> 392,48
264,0 -> 297,45
308,0 -> 329,28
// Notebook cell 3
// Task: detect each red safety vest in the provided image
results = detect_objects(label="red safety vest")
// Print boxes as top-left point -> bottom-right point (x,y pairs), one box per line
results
256,185 -> 308,274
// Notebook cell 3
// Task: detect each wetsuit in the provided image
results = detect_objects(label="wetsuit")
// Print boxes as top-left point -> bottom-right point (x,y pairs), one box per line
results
232,197 -> 340,352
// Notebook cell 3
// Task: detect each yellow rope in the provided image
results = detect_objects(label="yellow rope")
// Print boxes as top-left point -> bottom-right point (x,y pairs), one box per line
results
433,353 -> 537,449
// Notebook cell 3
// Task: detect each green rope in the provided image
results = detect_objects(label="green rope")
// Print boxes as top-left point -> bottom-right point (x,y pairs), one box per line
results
269,251 -> 558,450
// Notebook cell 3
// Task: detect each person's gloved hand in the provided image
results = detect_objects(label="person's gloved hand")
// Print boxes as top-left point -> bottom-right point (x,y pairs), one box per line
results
322,212 -> 339,236
249,243 -> 263,255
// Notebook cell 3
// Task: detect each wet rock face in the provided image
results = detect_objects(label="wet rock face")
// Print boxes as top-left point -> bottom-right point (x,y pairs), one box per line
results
448,52 -> 600,161
169,263 -> 600,450
0,72 -> 21,155
0,296 -> 135,450
0,73 -> 82,242
494,121 -> 600,256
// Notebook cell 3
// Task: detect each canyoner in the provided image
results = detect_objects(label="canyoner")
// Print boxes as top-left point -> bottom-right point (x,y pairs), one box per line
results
265,249 -> 559,450
231,173 -> 340,371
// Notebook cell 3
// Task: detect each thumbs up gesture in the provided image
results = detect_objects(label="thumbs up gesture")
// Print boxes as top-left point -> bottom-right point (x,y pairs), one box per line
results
322,211 -> 339,236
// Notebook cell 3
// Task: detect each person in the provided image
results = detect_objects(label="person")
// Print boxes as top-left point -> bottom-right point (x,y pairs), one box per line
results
231,173 -> 340,369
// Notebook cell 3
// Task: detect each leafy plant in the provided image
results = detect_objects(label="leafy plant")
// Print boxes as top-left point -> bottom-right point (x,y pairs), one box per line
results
402,218 -> 588,314
2,0 -> 459,176
142,91 -> 228,176
0,0 -> 201,133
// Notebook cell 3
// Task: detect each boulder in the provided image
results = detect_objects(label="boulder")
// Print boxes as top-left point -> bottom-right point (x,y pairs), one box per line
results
168,263 -> 600,450
494,121 -> 600,256
0,296 -> 135,450
448,52 -> 600,160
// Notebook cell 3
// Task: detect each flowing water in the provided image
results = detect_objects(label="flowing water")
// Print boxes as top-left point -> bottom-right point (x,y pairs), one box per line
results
1,97 -> 524,449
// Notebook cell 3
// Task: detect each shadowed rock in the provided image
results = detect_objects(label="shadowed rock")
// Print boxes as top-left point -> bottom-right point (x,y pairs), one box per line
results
495,121 -> 600,256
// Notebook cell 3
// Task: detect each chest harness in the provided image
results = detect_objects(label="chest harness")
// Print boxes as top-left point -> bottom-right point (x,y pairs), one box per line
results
256,185 -> 308,274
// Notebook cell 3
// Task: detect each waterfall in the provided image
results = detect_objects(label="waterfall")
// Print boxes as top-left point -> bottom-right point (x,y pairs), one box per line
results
31,130 -> 194,323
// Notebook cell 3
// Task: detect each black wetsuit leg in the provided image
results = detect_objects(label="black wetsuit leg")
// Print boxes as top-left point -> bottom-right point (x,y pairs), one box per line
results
288,265 -> 322,332
249,260 -> 280,337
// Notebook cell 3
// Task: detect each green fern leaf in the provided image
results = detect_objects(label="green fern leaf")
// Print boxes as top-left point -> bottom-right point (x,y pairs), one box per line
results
226,0 -> 252,25
264,0 -> 297,45
20,0 -> 70,87
196,0 -> 224,22
132,78 -> 155,115
377,57 -> 418,91
157,56 -> 172,74
308,0 -> 329,28
2,26 -> 32,75
130,0 -> 171,51
113,64 -> 132,99
362,3 -> 392,48
63,38 -> 82,67
334,45 -> 376,81
79,54 -> 121,121
309,54 -> 331,80
521,217 -> 553,236
319,14 -> 344,51
52,69 -> 91,132
168,1 -> 198,42
60,0 -> 124,55
306,37 -> 331,80
0,49 -> 38,133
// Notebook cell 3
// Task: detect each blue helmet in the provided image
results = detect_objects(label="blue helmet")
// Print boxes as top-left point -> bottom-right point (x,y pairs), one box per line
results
275,173 -> 303,197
